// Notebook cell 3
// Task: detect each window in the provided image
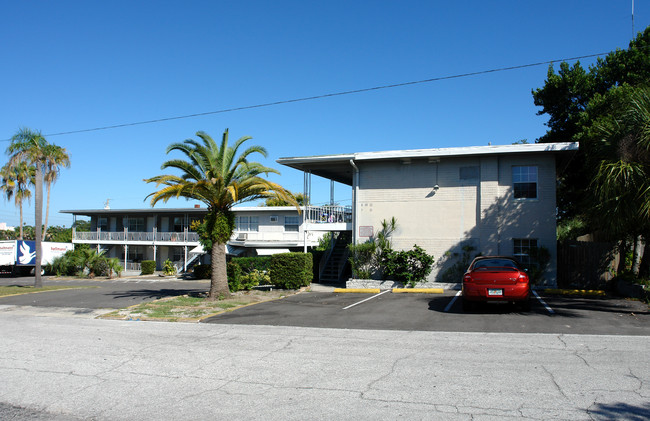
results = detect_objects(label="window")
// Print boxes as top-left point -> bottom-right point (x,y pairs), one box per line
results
459,166 -> 479,180
513,238 -> 538,268
236,216 -> 259,232
173,217 -> 184,232
128,246 -> 144,263
128,217 -> 144,232
98,217 -> 108,231
172,247 -> 183,262
513,166 -> 538,199
284,216 -> 299,232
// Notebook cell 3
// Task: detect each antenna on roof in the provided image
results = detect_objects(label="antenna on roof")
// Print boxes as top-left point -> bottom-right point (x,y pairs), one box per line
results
104,199 -> 111,210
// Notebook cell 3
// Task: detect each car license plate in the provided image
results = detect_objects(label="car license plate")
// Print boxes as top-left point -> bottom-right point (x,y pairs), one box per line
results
488,288 -> 503,296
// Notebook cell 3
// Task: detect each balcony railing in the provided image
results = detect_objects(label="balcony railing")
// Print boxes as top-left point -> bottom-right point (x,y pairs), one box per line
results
305,205 -> 352,224
73,229 -> 200,244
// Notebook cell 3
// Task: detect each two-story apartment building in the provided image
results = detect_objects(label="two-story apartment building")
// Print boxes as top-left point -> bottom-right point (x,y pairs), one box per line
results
278,142 -> 579,286
61,205 -> 351,274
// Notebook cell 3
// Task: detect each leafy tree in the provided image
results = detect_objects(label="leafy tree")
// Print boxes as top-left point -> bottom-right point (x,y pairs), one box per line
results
145,129 -> 295,299
532,26 -> 650,223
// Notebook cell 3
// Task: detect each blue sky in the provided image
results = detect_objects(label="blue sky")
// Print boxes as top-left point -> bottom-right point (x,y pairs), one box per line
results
1,1 -> 648,228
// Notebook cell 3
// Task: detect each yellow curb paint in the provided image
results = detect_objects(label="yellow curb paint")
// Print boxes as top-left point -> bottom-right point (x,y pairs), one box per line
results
543,289 -> 606,296
392,288 -> 444,294
334,288 -> 381,294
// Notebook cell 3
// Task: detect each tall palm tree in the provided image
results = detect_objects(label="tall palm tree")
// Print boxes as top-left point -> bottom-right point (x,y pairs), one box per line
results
6,128 -> 48,287
145,129 -> 296,299
1,161 -> 35,240
42,144 -> 70,238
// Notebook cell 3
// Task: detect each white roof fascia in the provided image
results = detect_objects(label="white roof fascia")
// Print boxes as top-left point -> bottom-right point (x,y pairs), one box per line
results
277,142 -> 578,164
353,142 -> 579,161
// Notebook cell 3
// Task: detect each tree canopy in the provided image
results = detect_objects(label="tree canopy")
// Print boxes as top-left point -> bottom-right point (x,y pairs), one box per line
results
532,26 -> 650,276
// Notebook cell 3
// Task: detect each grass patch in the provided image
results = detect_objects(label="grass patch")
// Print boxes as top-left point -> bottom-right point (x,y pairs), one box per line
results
99,289 -> 298,322
0,285 -> 96,297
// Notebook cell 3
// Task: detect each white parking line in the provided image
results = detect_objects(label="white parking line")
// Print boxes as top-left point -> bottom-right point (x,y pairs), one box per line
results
444,290 -> 462,312
343,290 -> 391,310
532,290 -> 554,314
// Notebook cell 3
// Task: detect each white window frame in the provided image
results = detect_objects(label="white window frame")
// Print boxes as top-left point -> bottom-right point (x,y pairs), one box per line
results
513,238 -> 538,268
284,216 -> 299,232
236,216 -> 259,232
512,166 -> 538,199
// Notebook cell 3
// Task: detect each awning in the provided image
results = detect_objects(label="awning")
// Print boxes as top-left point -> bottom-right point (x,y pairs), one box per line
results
256,248 -> 290,256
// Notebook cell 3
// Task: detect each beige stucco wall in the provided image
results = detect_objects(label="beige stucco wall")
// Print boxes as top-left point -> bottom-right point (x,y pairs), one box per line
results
355,153 -> 558,285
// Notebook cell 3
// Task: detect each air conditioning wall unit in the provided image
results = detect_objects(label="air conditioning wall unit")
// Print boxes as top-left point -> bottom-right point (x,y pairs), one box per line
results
236,233 -> 248,241
270,215 -> 279,223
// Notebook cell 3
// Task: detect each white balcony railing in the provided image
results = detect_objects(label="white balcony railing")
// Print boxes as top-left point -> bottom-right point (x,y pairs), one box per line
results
73,229 -> 199,244
305,205 -> 352,224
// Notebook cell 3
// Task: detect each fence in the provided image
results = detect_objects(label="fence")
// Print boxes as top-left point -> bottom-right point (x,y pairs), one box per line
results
556,241 -> 617,289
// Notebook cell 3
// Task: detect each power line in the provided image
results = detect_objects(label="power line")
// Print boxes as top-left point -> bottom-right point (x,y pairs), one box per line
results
2,52 -> 609,142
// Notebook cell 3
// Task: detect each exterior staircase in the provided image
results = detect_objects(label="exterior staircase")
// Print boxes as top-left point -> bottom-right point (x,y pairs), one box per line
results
318,231 -> 351,285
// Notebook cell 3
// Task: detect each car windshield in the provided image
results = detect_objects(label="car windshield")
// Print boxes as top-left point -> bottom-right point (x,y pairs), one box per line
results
472,259 -> 518,271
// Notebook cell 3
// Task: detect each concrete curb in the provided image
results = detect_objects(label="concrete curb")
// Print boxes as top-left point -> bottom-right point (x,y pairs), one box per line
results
542,289 -> 606,296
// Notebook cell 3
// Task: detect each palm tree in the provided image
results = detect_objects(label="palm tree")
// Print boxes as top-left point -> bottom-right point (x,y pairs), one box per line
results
6,128 -> 48,287
145,129 -> 296,299
42,144 -> 70,238
591,86 -> 650,275
0,161 -> 35,240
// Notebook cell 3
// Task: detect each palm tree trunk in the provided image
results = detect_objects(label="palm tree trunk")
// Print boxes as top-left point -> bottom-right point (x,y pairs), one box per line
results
34,166 -> 43,288
43,182 -> 51,239
207,242 -> 230,300
18,201 -> 24,240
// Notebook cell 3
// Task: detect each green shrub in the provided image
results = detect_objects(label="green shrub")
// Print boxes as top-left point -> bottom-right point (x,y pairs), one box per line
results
348,241 -> 376,279
163,259 -> 176,276
227,261 -> 243,291
240,269 -> 270,290
91,258 -> 110,277
382,245 -> 435,287
270,252 -> 313,289
141,260 -> 156,275
193,264 -> 211,279
232,256 -> 271,273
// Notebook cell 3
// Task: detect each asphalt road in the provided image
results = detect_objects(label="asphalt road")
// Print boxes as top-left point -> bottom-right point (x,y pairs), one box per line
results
0,278 -> 649,420
0,276 -> 209,310
1,313 -> 650,420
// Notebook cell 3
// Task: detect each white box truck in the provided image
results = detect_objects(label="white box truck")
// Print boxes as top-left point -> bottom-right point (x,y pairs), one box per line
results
0,240 -> 74,276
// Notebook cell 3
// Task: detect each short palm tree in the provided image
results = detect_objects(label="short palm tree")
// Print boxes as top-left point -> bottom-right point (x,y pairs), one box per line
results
0,161 -> 35,240
145,129 -> 296,299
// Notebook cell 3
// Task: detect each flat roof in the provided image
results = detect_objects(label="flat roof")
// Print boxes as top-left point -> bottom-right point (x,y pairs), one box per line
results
277,142 -> 579,185
60,206 -> 301,216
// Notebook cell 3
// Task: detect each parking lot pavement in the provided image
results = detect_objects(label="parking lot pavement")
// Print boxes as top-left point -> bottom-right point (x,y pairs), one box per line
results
203,290 -> 650,336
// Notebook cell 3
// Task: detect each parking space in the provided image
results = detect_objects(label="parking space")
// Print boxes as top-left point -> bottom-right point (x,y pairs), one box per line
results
203,290 -> 650,336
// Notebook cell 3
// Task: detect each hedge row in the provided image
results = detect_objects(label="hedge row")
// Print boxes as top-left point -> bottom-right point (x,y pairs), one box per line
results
192,253 -> 312,291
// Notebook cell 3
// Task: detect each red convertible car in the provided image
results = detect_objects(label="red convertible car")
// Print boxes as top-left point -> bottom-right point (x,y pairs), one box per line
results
462,256 -> 531,311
